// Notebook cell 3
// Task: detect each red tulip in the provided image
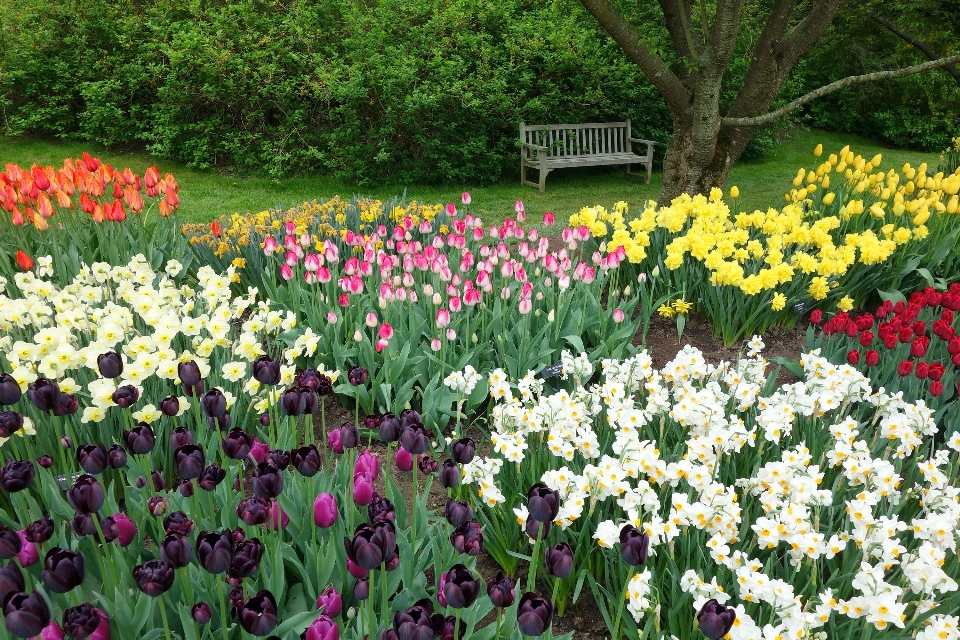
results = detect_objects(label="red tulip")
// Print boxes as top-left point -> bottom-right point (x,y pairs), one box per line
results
911,337 -> 930,358
865,350 -> 879,367
211,222 -> 221,238
931,381 -> 944,396
15,251 -> 33,271
897,360 -> 914,377
31,166 -> 51,192
847,350 -> 860,365
915,362 -> 929,379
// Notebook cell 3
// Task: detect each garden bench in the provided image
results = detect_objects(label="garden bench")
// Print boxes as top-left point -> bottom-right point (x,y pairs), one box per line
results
519,120 -> 657,193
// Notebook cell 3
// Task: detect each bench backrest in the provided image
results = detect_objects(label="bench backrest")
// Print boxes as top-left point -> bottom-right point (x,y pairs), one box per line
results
520,121 -> 633,157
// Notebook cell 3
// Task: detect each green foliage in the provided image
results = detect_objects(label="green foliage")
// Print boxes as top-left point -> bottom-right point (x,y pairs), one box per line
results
0,0 -> 673,185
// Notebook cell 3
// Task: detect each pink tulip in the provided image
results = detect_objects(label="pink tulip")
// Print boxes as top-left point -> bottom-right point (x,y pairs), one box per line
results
518,299 -> 532,315
15,530 -> 39,566
317,586 -> 343,618
284,234 -> 298,251
304,271 -> 318,284
111,513 -> 137,546
431,339 -> 442,352
446,328 -> 456,341
314,493 -> 338,528
436,308 -> 451,328
378,323 -> 394,340
375,339 -> 388,353
449,297 -> 462,312
300,233 -> 312,247
285,221 -> 296,234
613,309 -> 625,323
543,212 -> 555,225
40,621 -> 64,640
327,311 -> 338,324
263,237 -> 278,256
365,312 -> 378,328
464,289 -> 481,306
347,558 -> 369,578
280,265 -> 293,281
339,294 -> 349,307
355,449 -> 379,479
327,428 -> 344,455
515,200 -> 524,213
250,438 -> 269,464
446,203 -> 457,216
306,615 -> 339,640
268,500 -> 289,530
324,244 -> 339,263
353,475 -> 373,505
283,250 -> 298,266
304,254 -> 321,271
395,447 -> 413,472
90,608 -> 110,640
462,192 -> 471,205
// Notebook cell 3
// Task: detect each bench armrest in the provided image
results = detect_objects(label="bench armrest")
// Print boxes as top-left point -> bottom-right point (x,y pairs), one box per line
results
522,142 -> 549,151
628,138 -> 657,145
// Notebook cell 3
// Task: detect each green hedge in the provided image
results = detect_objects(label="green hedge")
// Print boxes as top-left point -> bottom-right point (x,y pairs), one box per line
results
0,0 -> 672,184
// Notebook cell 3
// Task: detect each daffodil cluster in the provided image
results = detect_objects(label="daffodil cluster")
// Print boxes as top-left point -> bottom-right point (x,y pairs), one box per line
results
574,145 -> 960,344
461,344 -> 960,638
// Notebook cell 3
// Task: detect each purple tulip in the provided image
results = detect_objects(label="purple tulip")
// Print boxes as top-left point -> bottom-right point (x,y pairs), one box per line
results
111,513 -> 137,547
378,413 -> 401,443
441,564 -> 481,609
110,385 -> 139,409
5,591 -> 52,638
340,422 -> 359,449
27,378 -> 61,412
195,530 -> 234,575
527,483 -> 560,523
0,525 -> 22,558
487,572 -> 516,608
122,423 -> 155,455
132,559 -> 175,597
544,542 -> 574,578
316,586 -> 342,618
418,455 -> 439,474
41,548 -> 86,593
96,352 -> 123,379
222,428 -> 253,460
25,517 -> 54,545
61,603 -> 101,640
400,424 -> 428,455
305,614 -> 339,640
619,524 -> 649,566
237,497 -> 271,527
279,387 -> 305,416
368,492 -> 395,524
445,499 -> 473,527
252,462 -> 284,499
314,493 -> 338,528
697,599 -> 736,639
175,444 -> 205,480
0,563 -> 25,614
347,366 -> 369,386
400,408 -> 422,429
438,459 -> 459,489
70,514 -> 96,538
392,601 -> 444,640
192,602 -> 212,625
160,395 -> 180,417
0,411 -> 23,437
451,438 -> 475,464
0,459 -> 35,492
517,592 -> 553,636
395,447 -> 413,472
298,368 -> 321,391
353,577 -> 370,600
200,389 -> 226,418
106,445 -> 126,469
53,393 -> 78,417
238,590 -> 278,636
163,512 -> 195,536
160,533 -> 192,568
66,475 -> 104,514
524,518 -> 551,541
0,373 -> 23,405
198,464 -> 226,491
229,538 -> 264,579
169,426 -> 193,450
147,496 -> 168,516
450,521 -> 483,556
293,445 -> 321,477
252,356 -> 280,385
76,444 -> 108,475
344,521 -> 397,571
178,360 -> 202,387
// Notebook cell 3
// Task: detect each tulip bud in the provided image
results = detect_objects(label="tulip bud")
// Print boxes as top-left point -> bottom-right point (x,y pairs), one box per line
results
192,602 -> 212,625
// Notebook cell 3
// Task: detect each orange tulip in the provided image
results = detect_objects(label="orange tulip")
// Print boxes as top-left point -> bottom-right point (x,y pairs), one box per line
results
29,209 -> 49,231
80,193 -> 96,214
31,166 -> 51,191
165,173 -> 179,193
15,250 -> 34,270
122,167 -> 137,186
5,164 -> 24,182
124,185 -> 144,213
36,193 -> 54,218
211,221 -> 221,238
18,176 -> 39,200
112,181 -> 123,199
166,189 -> 180,209
91,203 -> 106,223
158,197 -> 171,217
144,166 -> 160,190
111,200 -> 127,222
10,206 -> 25,226
55,189 -> 72,208
81,152 -> 99,172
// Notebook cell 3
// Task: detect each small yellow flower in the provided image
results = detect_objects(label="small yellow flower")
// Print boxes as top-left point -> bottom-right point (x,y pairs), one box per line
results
771,292 -> 786,311
657,304 -> 676,319
838,296 -> 854,312
729,186 -> 739,198
673,299 -> 693,314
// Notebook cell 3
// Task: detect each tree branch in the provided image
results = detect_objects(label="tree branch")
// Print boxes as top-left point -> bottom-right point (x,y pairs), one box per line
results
579,0 -> 691,115
722,54 -> 960,126
869,12 -> 960,86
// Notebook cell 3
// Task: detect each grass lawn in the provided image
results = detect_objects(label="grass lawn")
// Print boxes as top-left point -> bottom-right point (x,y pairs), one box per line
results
1,128 -> 942,227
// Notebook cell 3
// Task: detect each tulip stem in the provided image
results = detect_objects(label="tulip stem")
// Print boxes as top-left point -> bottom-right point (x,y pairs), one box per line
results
319,399 -> 327,465
411,461 -> 418,538
613,574 -> 630,640
158,595 -> 174,640
92,516 -> 119,593
527,523 -> 542,593
381,564 -> 389,627
218,573 -> 229,640
368,568 -> 376,639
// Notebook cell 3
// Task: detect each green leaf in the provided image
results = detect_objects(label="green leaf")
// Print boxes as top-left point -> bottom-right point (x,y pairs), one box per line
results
178,604 -> 201,640
878,288 -> 907,304
769,356 -> 804,379
284,582 -> 309,617
273,610 -> 319,638
562,335 -> 585,354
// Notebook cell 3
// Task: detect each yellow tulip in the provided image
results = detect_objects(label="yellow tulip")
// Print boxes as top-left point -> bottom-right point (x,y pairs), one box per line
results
948,195 -> 958,214
730,186 -> 739,198
912,209 -> 931,226
823,192 -> 836,205
821,175 -> 830,189
814,144 -> 823,157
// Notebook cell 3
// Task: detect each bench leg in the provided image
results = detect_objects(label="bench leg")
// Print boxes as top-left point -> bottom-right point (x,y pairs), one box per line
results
539,165 -> 550,194
646,160 -> 652,184
520,159 -> 527,188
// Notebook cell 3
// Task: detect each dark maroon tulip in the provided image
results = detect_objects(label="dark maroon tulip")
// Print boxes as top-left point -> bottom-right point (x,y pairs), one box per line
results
76,444 -> 108,475
259,412 -> 271,426
229,586 -> 244,609
442,564 -> 481,609
53,393 -> 79,417
517,592 -> 553,636
487,572 -> 516,608
27,379 -> 60,412
222,428 -> 253,460
201,389 -> 227,418
147,496 -> 168,517
106,445 -> 126,469
252,356 -> 280,385
96,516 -> 119,544
237,497 -> 271,526
353,577 -> 370,600
619,524 -> 649,566
232,527 -> 246,544
122,423 -> 155,455
70,514 -> 96,537
0,563 -> 24,606
25,517 -> 53,545
363,413 -> 382,432
5,591 -> 52,638
37,455 -> 53,469
192,602 -> 212,625
302,388 -> 318,414
0,459 -> 34,492
0,410 -> 23,437
544,542 -> 574,578
111,385 -> 139,409
439,459 -> 459,489
316,375 -> 333,396
378,413 -> 401,443
66,475 -> 104,514
316,586 -> 342,618
527,483 -> 560,523
169,426 -> 193,450
400,409 -> 422,429
298,368 -> 321,391
450,521 -> 483,556
61,436 -> 73,450
198,464 -> 226,491
238,590 -> 278,636
207,412 -> 232,431
178,361 -> 202,387
344,521 -> 397,570
196,530 -> 234,575
229,538 -> 264,579
697,599 -> 736,640
418,455 -> 439,474
444,499 -> 473,527
251,463 -> 284,499
393,600 -> 444,640
0,374 -> 22,405
175,444 -> 205,480
451,438 -> 476,465
152,471 -> 166,492
41,548 -> 86,593
96,352 -> 123,379
524,518 -> 551,541
61,603 -> 100,639
279,387 -> 305,416
184,381 -> 205,397
164,512 -> 195,536
160,395 -> 180,417
292,445 -> 321,477
368,493 -> 395,524
265,449 -> 289,470
180,482 -> 195,498
400,424 -> 428,455
340,422 -> 359,449
133,559 -> 175,597
160,533 -> 192,568
347,366 -> 369,386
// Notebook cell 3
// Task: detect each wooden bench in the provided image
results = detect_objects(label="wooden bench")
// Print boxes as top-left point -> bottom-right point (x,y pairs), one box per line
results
519,120 -> 657,193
